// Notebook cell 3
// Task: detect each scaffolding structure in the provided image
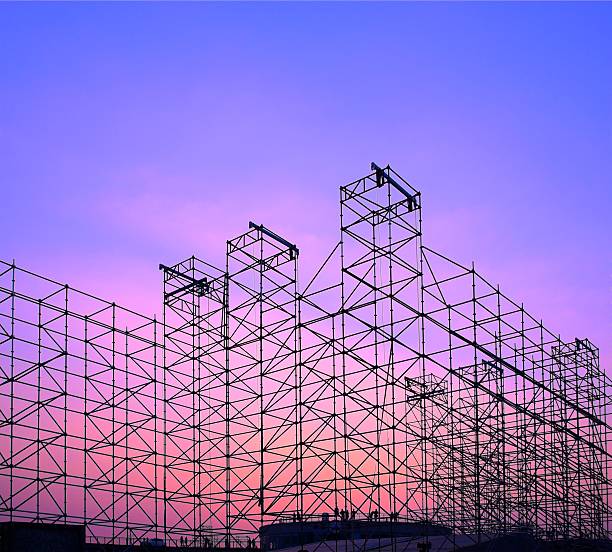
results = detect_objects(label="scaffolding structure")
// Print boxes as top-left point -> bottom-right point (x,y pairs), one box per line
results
0,163 -> 610,549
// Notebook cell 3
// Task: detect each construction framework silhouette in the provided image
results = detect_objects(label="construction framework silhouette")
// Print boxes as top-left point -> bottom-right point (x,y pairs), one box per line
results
0,163 -> 610,549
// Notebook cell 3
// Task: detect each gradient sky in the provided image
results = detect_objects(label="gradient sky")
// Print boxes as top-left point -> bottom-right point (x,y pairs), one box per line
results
1,2 -> 610,365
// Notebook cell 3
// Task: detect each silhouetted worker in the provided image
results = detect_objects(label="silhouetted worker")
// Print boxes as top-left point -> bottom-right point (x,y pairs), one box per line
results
374,166 -> 385,188
407,194 -> 417,212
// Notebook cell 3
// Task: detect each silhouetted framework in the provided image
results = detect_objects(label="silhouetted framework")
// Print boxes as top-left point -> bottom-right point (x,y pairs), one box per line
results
1,163 -> 610,549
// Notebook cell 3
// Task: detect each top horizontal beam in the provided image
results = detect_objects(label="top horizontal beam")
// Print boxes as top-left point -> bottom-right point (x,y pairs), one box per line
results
370,162 -> 419,211
159,263 -> 209,298
248,222 -> 299,259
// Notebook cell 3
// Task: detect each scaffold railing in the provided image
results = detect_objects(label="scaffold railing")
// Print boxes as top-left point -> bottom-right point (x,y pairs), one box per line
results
0,163 -> 609,549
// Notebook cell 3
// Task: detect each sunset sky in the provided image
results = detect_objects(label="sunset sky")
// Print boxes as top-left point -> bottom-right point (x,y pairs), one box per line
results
1,2 -> 610,365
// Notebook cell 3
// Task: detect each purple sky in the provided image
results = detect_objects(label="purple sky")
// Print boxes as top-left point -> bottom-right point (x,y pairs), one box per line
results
1,2 -> 610,365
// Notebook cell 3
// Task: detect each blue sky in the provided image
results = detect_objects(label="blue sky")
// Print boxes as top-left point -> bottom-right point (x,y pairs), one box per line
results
1,2 -> 610,362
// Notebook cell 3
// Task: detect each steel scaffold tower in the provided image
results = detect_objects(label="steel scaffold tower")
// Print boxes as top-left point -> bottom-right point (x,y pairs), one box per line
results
0,163 -> 610,549
224,223 -> 301,544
